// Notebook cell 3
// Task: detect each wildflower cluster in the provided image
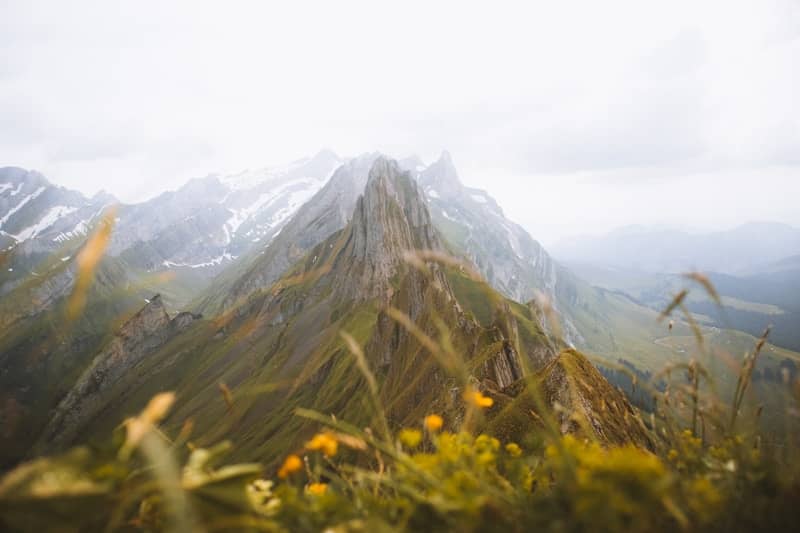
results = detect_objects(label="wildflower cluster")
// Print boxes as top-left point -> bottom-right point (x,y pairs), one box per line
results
1,399 -> 799,532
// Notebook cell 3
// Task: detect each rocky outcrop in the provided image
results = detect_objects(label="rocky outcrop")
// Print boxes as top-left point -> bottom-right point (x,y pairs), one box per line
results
541,349 -> 653,449
38,295 -> 201,449
419,151 -> 585,346
483,341 -> 524,390
496,349 -> 653,450
333,157 -> 444,302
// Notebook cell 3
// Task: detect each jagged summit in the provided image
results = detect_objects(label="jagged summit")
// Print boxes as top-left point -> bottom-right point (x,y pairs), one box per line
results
352,157 -> 441,260
419,150 -> 462,198
329,157 -> 444,301
0,167 -> 49,184
309,148 -> 340,164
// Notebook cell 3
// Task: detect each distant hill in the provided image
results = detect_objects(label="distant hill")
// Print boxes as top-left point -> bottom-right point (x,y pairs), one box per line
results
566,258 -> 800,353
552,223 -> 800,275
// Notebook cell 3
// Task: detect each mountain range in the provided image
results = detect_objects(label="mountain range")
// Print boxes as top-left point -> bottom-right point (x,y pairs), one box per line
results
1,151 -> 792,470
552,223 -> 800,275
557,222 -> 800,354
1,150 -> 342,307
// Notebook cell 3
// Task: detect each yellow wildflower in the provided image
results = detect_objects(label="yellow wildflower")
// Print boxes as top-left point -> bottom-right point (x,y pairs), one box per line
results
667,449 -> 679,461
399,428 -> 423,449
476,434 -> 500,451
306,432 -> 338,457
464,388 -> 494,408
505,442 -> 522,457
278,454 -> 303,479
423,414 -> 444,432
306,482 -> 328,495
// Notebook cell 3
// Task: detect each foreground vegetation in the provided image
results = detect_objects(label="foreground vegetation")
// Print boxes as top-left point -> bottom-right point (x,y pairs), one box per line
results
1,361 -> 799,529
0,382 -> 798,532
1,262 -> 799,532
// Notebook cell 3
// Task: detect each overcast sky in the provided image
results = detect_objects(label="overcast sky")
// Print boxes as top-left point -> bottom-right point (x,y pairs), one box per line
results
1,1 -> 799,245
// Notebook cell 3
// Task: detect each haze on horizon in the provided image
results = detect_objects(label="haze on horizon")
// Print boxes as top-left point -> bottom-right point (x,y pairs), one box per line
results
1,0 -> 799,246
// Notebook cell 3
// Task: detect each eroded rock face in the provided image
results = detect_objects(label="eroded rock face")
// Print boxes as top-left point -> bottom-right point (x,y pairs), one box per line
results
418,152 -> 585,347
484,341 -> 524,390
38,295 -> 200,450
335,157 -> 444,302
500,349 -> 654,450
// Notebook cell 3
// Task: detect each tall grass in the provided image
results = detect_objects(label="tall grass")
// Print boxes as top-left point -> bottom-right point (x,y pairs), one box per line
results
1,254 -> 799,532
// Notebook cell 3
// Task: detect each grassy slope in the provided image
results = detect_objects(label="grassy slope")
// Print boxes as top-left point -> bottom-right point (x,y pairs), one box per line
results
70,242 -> 652,471
557,277 -> 800,439
0,255 -> 150,468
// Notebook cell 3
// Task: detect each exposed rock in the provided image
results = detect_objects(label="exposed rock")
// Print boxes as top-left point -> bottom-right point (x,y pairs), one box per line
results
37,295 -> 200,450
418,151 -> 585,346
495,349 -> 653,450
484,340 -> 524,390
333,157 -> 444,301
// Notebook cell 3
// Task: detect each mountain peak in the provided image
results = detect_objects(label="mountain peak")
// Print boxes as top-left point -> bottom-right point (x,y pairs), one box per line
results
361,156 -> 441,252
90,189 -> 118,204
118,294 -> 170,338
310,148 -> 340,163
332,157 -> 442,301
0,167 -> 50,189
418,150 -> 462,198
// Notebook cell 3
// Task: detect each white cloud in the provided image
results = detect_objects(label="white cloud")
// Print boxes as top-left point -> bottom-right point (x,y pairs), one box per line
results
0,0 -> 798,242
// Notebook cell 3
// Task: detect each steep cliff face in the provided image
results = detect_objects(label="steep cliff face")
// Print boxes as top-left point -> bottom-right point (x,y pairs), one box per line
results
37,295 -> 201,450
492,349 -> 653,450
205,153 -> 380,313
419,152 -> 585,345
330,158 -> 444,302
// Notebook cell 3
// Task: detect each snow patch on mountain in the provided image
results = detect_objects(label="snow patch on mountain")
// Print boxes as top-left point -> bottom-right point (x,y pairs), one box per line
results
223,177 -> 327,241
54,219 -> 90,243
0,186 -> 46,228
221,161 -> 305,191
502,221 -> 523,259
162,252 -> 237,269
220,153 -> 340,192
266,185 -> 321,227
12,205 -> 78,241
470,193 -> 488,204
